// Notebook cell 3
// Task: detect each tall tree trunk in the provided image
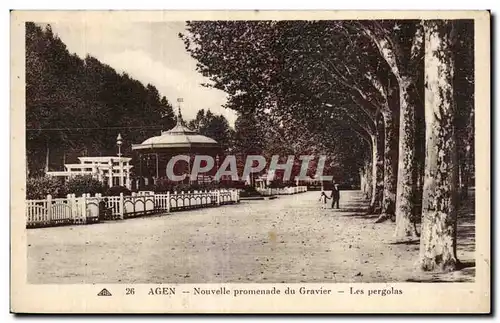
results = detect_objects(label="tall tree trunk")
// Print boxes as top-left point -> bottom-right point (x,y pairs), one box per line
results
415,83 -> 426,225
367,161 -> 373,200
368,116 -> 384,213
419,20 -> 458,272
394,78 -> 419,238
363,159 -> 373,200
376,111 -> 398,222
363,23 -> 424,224
360,167 -> 367,197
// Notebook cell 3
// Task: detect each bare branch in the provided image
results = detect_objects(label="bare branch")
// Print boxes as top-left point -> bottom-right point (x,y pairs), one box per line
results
319,60 -> 381,117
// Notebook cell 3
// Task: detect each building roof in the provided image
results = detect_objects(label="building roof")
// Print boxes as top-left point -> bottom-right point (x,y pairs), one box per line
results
131,109 -> 219,151
78,156 -> 132,162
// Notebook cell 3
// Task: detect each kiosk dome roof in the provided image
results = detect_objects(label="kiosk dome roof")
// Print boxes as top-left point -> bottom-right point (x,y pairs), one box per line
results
131,110 -> 219,150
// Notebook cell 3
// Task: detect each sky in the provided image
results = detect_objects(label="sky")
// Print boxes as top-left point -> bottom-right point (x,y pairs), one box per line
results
49,21 -> 237,126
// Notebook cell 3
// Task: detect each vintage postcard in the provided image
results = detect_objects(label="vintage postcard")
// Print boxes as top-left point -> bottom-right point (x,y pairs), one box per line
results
10,10 -> 490,313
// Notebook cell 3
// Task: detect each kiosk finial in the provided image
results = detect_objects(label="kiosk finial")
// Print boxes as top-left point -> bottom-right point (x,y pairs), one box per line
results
176,98 -> 184,126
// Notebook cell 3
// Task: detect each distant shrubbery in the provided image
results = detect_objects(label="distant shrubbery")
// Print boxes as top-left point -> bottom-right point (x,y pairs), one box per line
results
106,186 -> 131,196
220,181 -> 247,189
140,179 -> 248,194
151,182 -> 219,193
26,176 -> 67,199
27,175 -> 272,200
239,186 -> 262,197
65,175 -> 106,197
26,175 -> 107,199
268,180 -> 287,189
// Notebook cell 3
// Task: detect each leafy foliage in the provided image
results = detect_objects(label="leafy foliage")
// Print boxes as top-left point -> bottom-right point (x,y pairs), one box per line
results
26,174 -> 106,199
188,109 -> 234,151
181,21 -> 377,183
106,186 -> 132,196
26,176 -> 67,199
65,175 -> 106,197
26,22 -> 176,176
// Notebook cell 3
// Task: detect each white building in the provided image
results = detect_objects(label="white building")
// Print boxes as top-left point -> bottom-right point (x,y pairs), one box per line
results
46,156 -> 133,189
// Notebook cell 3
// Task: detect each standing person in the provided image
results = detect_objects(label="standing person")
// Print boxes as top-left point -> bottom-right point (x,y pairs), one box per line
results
319,191 -> 330,205
99,198 -> 111,221
331,184 -> 340,209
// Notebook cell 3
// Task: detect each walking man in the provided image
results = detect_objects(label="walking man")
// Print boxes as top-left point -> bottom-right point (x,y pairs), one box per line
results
331,184 -> 340,209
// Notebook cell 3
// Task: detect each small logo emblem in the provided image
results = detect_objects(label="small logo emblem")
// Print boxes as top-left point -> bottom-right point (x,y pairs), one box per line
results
97,288 -> 112,296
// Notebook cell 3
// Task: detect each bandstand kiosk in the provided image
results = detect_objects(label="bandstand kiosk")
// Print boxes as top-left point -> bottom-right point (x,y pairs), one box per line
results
130,110 -> 223,190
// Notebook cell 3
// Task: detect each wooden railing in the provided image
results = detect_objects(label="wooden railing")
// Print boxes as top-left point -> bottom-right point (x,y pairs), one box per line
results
25,189 -> 240,229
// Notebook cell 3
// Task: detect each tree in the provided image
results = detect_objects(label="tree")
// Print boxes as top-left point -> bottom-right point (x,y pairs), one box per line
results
369,114 -> 385,213
159,96 -> 176,131
188,109 -> 206,131
419,20 -> 459,271
188,109 -> 234,151
361,21 -> 424,232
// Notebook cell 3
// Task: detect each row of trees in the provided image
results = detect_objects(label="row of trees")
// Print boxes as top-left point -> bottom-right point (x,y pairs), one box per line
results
181,19 -> 475,272
26,22 -> 177,176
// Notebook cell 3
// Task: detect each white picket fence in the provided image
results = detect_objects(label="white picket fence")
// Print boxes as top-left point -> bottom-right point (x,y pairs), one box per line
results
26,189 -> 240,228
256,186 -> 308,196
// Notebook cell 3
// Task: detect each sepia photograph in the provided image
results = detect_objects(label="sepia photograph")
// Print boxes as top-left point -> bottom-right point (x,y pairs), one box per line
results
10,10 -> 490,313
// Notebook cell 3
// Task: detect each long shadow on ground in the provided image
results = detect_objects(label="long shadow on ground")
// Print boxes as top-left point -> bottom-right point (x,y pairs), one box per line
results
339,189 -> 476,283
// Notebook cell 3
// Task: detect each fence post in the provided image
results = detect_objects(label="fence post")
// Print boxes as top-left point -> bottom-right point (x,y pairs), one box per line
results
80,193 -> 87,223
119,192 -> 124,220
217,190 -> 221,206
67,194 -> 74,223
167,191 -> 171,213
46,194 -> 52,223
71,194 -> 78,222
